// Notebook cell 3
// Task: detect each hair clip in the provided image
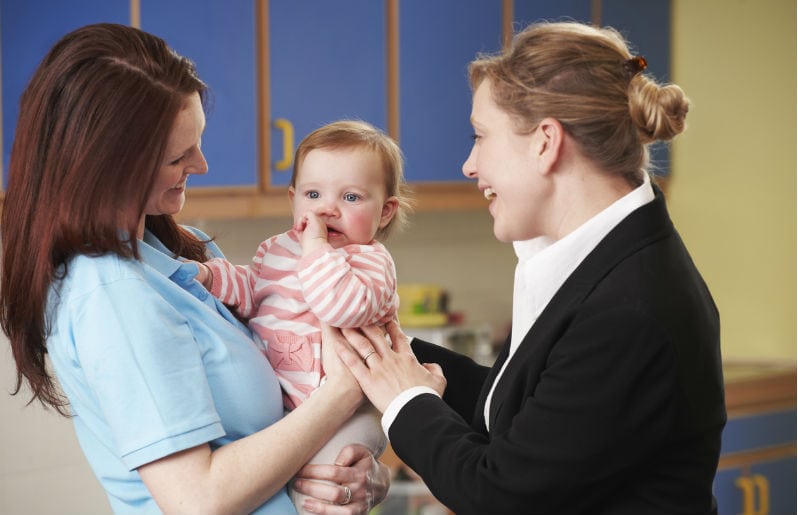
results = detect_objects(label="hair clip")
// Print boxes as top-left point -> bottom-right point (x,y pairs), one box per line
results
624,55 -> 648,77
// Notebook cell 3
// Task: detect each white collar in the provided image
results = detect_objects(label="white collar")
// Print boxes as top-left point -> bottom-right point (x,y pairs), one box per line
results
486,174 -> 656,432
509,173 -> 656,351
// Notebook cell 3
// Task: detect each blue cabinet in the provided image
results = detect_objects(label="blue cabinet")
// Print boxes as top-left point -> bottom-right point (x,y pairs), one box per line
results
397,0 -> 671,184
514,0 -> 673,178
715,366 -> 797,515
513,0 -> 670,84
140,0 -> 258,188
0,0 -> 257,189
513,0 -> 593,26
267,1 -> 387,187
1,0 -> 673,215
398,0 -> 503,183
715,456 -> 796,515
1,0 -> 129,187
602,0 -> 673,177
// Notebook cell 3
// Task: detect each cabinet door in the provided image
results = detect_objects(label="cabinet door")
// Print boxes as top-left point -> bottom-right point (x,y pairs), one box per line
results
602,0 -> 672,177
399,0 -> 503,183
722,409 -> 796,455
512,0 -> 593,26
715,457 -> 797,515
715,408 -> 797,515
514,0 -> 673,177
514,0 -> 672,60
714,467 -> 744,515
268,1 -> 386,187
1,0 -> 129,186
141,0 -> 258,188
755,457 -> 797,515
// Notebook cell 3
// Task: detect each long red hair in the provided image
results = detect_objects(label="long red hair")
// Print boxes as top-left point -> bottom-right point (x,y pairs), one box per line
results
1,23 -> 210,414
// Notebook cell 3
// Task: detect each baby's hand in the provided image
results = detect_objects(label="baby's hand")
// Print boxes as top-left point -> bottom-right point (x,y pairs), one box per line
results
294,212 -> 329,256
186,260 -> 213,290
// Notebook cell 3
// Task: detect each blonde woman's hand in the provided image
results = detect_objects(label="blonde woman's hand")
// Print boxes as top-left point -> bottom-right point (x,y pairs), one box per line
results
336,320 -> 446,412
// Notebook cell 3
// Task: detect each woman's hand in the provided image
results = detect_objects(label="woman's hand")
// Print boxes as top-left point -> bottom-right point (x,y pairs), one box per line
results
335,320 -> 446,412
293,444 -> 391,514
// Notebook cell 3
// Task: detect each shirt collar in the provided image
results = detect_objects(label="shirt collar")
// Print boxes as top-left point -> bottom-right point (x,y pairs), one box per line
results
140,229 -> 183,277
512,172 -> 655,263
513,236 -> 554,262
509,173 -> 655,350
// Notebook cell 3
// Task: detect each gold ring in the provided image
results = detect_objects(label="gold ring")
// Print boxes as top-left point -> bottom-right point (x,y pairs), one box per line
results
362,351 -> 377,364
340,485 -> 352,505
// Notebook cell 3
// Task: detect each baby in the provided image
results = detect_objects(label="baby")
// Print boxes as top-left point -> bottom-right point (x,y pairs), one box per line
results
195,119 -> 411,514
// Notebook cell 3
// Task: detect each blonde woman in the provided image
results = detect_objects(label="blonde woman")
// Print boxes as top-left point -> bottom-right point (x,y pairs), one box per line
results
335,21 -> 725,515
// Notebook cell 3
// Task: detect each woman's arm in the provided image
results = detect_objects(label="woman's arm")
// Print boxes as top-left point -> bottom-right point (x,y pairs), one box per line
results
346,309 -> 681,514
411,338 -> 492,421
138,325 -> 364,515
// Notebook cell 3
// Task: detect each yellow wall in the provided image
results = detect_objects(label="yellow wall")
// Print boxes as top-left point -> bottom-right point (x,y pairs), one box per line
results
669,0 -> 796,361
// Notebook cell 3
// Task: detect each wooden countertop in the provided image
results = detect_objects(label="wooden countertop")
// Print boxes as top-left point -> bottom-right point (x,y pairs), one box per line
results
723,361 -> 796,417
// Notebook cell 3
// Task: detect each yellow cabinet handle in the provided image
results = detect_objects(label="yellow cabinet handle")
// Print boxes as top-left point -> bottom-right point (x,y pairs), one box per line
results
273,118 -> 294,171
752,474 -> 769,515
735,473 -> 770,515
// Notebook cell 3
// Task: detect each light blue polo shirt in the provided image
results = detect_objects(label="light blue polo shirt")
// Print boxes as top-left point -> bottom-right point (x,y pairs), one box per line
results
47,228 -> 296,515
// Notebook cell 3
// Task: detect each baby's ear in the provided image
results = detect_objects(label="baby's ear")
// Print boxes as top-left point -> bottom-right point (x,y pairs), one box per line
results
379,196 -> 399,228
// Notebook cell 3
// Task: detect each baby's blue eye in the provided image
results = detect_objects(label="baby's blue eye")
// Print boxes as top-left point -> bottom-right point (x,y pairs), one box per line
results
344,193 -> 360,202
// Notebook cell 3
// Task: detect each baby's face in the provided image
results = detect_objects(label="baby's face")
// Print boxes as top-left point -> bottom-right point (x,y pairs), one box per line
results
289,148 -> 394,248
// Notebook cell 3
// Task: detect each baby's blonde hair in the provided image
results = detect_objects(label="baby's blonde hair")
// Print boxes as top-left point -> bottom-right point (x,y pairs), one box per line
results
291,120 -> 412,239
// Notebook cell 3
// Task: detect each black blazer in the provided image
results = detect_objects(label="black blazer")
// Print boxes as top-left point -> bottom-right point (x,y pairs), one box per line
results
396,189 -> 726,515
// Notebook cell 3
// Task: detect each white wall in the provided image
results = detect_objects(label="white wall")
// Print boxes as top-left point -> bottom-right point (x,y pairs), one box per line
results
0,334 -> 110,514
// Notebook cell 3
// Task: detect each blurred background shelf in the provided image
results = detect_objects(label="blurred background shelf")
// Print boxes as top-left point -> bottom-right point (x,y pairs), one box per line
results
714,362 -> 796,515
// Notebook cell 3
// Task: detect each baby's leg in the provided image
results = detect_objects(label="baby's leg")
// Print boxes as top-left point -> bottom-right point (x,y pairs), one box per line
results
290,402 -> 387,514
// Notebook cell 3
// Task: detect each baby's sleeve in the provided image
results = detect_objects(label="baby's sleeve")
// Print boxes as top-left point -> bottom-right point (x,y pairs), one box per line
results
205,257 -> 261,319
297,242 -> 398,327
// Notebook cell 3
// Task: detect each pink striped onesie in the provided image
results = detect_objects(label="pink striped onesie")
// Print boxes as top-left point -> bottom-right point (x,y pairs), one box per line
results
205,228 -> 398,410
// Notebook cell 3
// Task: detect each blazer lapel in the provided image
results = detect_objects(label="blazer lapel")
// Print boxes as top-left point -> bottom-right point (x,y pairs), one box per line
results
473,333 -> 509,431
481,187 -> 674,432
